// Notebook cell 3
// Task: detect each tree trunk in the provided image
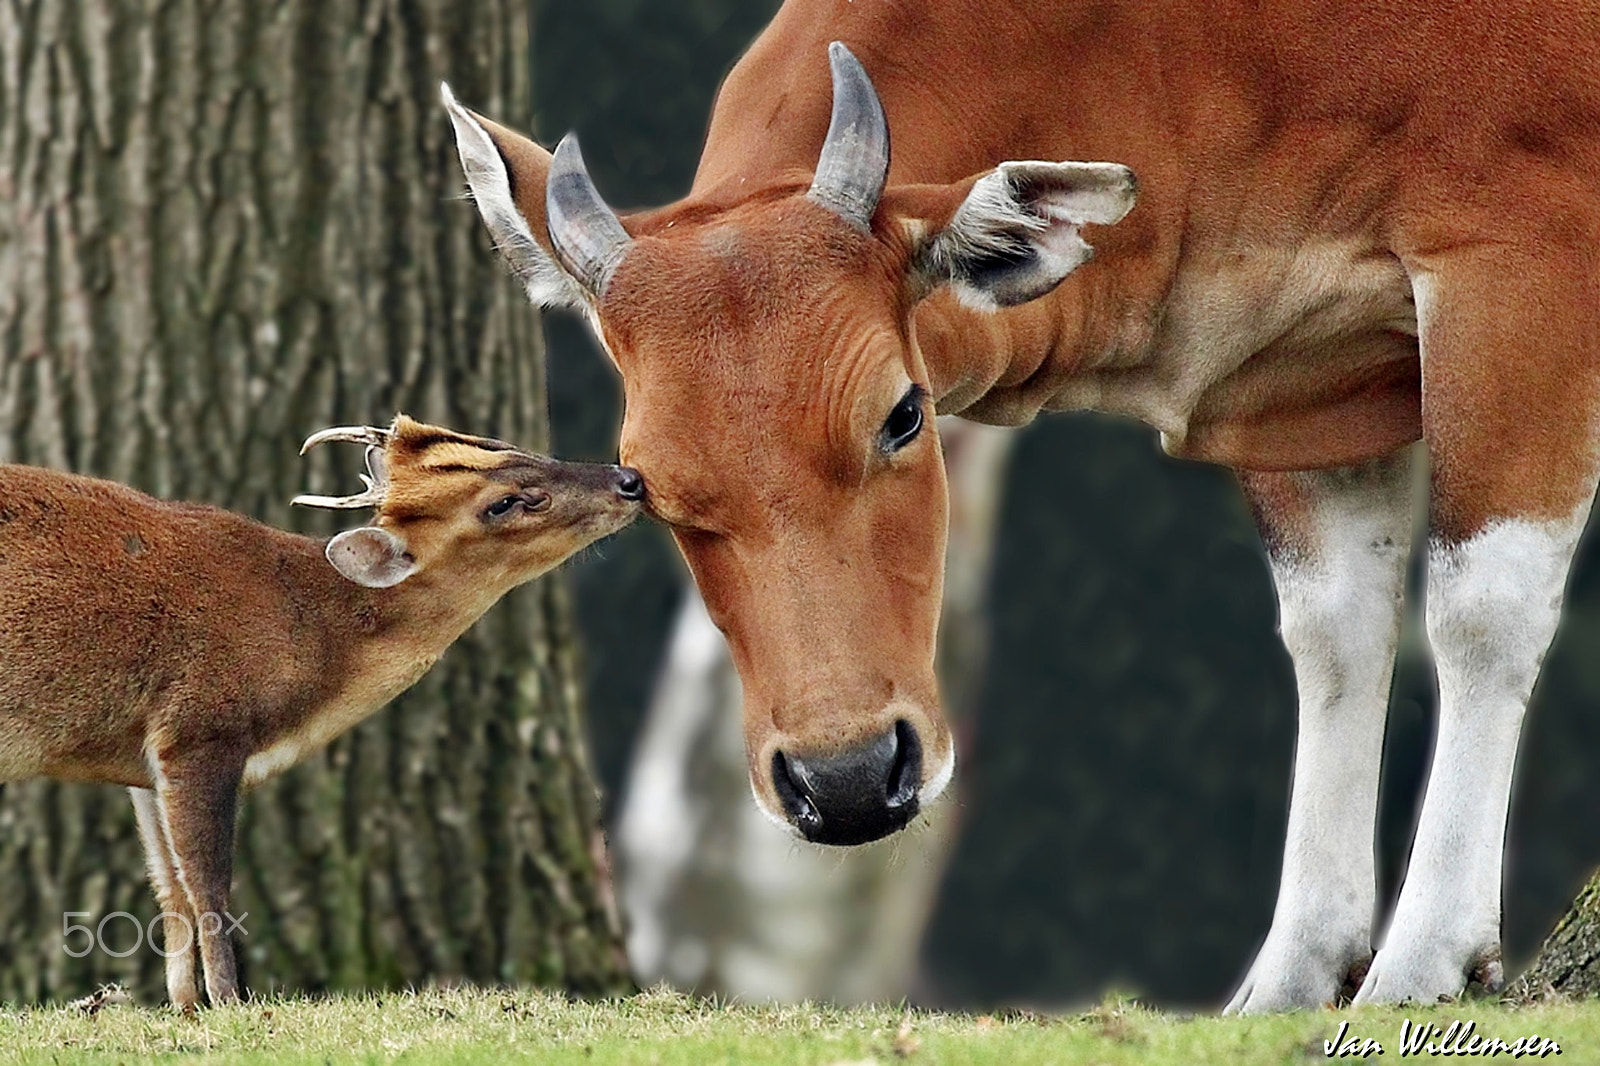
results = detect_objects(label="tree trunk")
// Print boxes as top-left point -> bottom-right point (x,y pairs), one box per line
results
615,420 -> 1015,1002
0,0 -> 628,1003
1512,870 -> 1600,1001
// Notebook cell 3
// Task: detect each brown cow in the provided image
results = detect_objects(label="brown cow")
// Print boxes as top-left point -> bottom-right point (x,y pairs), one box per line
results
443,0 -> 1600,1011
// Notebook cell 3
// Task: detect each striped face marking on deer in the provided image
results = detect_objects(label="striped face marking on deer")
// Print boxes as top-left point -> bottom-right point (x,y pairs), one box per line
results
297,416 -> 644,602
445,50 -> 1133,846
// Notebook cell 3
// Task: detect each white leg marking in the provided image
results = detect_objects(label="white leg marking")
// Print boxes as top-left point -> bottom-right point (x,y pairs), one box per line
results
1356,510 -> 1589,1004
130,787 -> 198,1009
1228,458 -> 1414,1014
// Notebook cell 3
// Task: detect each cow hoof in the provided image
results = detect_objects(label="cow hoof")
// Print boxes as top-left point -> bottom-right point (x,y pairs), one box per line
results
1352,943 -> 1502,1006
1225,936 -> 1371,1015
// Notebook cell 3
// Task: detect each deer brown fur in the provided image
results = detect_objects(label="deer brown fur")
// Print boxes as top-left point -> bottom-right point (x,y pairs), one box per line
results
0,415 -> 643,1009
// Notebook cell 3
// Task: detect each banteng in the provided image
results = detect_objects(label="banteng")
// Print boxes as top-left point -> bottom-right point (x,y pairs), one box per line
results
444,0 -> 1600,1010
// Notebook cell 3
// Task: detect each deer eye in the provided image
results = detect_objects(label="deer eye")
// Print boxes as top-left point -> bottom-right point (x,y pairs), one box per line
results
881,386 -> 926,453
485,495 -> 520,518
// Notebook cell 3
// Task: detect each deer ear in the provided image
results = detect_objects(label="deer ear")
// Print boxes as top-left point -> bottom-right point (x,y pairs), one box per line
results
912,161 -> 1137,310
440,83 -> 585,309
326,527 -> 417,588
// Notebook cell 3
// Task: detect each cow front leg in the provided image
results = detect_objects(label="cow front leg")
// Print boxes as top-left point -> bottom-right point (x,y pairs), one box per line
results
1355,513 -> 1585,1004
1354,243 -> 1599,1004
1226,451 -> 1415,1014
131,787 -> 202,1011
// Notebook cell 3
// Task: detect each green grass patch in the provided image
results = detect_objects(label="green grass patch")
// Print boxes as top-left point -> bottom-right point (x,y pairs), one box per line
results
0,986 -> 1594,1065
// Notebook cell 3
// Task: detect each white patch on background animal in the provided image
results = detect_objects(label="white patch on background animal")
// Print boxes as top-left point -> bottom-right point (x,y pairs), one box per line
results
130,787 -> 198,1002
241,739 -> 307,787
131,788 -> 177,905
1357,507 -> 1592,1004
618,589 -> 728,979
1228,455 -> 1414,1014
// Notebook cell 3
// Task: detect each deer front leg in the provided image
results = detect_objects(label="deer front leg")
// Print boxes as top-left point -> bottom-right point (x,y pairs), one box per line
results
130,787 -> 201,1011
1226,450 -> 1415,1014
149,752 -> 245,1006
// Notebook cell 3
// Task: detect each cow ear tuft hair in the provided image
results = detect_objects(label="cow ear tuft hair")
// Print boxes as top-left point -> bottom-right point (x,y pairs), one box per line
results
441,83 -> 586,310
914,161 -> 1137,310
326,527 -> 418,588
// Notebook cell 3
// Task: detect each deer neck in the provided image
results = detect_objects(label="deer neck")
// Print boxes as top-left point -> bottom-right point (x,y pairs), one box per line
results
334,565 -> 508,691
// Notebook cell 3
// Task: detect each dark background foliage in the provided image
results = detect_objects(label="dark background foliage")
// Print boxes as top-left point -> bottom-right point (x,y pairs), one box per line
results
529,0 -> 1600,1007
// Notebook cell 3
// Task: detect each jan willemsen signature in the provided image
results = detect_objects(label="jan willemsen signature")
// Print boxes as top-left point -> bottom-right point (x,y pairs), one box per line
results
1323,1018 -> 1562,1058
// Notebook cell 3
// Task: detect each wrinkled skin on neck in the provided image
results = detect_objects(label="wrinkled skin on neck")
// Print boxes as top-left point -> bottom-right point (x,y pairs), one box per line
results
601,194 -> 955,819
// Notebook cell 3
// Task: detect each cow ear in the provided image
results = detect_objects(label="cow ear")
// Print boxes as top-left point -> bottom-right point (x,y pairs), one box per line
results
441,83 -> 586,310
911,161 -> 1137,310
326,527 -> 417,589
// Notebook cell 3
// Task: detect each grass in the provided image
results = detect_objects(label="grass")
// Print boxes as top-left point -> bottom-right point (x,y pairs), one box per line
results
0,985 -> 1596,1065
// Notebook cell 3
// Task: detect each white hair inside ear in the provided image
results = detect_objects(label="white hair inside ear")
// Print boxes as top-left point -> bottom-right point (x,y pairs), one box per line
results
920,160 -> 1137,310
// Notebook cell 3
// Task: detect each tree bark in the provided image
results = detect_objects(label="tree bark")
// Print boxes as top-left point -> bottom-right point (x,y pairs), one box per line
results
0,0 -> 628,1003
1512,870 -> 1600,1001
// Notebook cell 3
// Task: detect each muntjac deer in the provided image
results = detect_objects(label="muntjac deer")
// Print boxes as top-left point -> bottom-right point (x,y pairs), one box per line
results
0,416 -> 644,1009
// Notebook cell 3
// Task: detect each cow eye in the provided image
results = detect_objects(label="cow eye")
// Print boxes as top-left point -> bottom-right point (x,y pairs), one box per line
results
485,495 -> 520,518
881,386 -> 926,452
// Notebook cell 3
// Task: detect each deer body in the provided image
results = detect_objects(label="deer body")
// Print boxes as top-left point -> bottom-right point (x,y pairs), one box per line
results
3,466 -> 400,788
0,418 -> 642,1008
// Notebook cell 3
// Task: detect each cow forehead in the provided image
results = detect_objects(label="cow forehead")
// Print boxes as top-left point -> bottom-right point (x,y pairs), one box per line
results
601,199 -> 917,493
601,195 -> 908,358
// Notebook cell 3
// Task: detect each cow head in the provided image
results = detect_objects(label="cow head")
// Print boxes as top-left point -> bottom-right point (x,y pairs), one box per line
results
443,44 -> 1135,846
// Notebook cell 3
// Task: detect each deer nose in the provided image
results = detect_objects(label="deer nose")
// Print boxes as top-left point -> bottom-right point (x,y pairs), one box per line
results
615,467 -> 645,501
771,720 -> 921,845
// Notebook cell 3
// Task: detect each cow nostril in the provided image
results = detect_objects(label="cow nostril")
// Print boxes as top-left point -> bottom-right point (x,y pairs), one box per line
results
771,722 -> 922,844
772,750 -> 822,836
886,719 -> 921,811
615,467 -> 645,501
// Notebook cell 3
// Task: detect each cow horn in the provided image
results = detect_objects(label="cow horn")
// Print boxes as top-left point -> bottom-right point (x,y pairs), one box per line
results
808,42 -> 890,231
546,134 -> 632,298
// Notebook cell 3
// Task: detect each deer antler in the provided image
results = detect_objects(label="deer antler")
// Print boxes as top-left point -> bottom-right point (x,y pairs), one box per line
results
297,425 -> 390,455
292,425 -> 392,511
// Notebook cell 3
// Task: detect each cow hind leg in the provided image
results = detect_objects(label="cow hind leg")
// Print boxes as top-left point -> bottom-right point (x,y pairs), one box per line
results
1226,451 -> 1415,1014
1354,239 -> 1600,1005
